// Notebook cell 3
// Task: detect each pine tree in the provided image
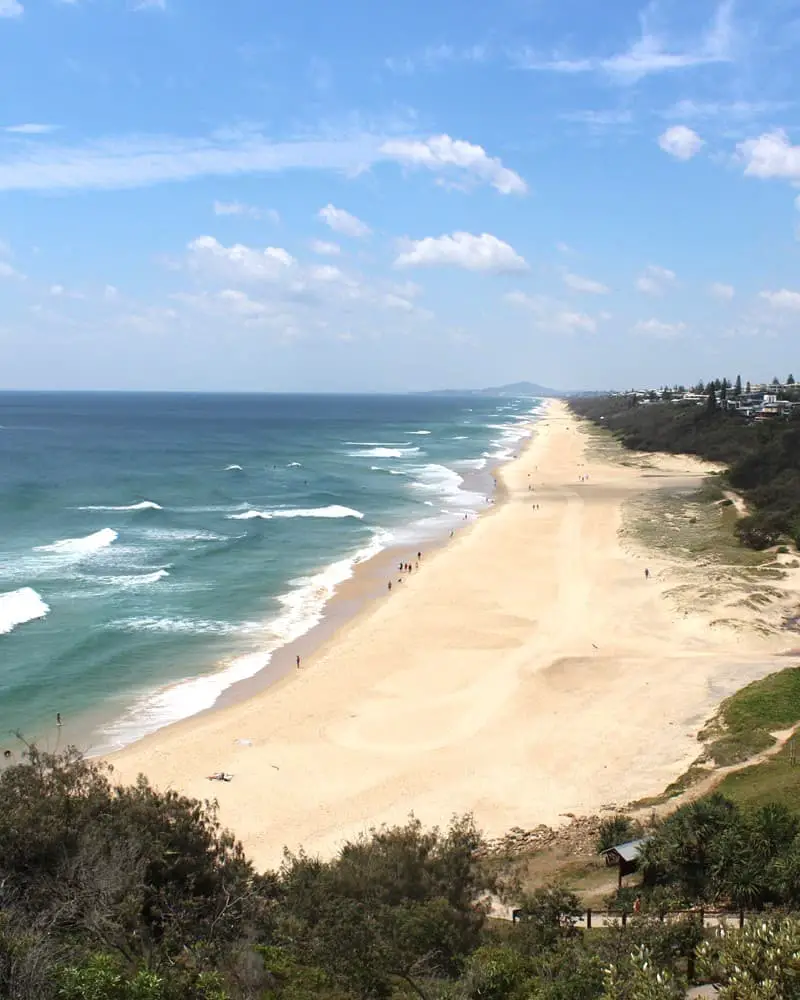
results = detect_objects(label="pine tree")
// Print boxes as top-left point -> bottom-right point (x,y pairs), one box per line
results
746,380 -> 752,393
735,374 -> 742,397
706,384 -> 718,414
788,374 -> 796,385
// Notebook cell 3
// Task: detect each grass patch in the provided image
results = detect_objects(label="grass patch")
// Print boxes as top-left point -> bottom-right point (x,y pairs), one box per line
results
715,738 -> 800,811
701,667 -> 800,767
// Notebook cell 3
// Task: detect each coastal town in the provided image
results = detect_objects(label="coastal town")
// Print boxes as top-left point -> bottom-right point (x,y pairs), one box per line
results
616,376 -> 800,421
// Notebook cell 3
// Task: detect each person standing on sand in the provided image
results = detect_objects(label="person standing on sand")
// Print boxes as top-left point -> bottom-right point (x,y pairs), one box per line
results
296,655 -> 301,669
645,568 -> 650,580
388,581 -> 392,591
56,713 -> 62,727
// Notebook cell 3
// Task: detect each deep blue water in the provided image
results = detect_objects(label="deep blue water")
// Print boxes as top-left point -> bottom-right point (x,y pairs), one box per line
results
0,392 -> 539,751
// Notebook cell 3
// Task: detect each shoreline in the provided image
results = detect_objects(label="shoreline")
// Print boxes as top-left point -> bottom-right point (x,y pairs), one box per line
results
108,400 -> 798,871
62,407 -> 538,757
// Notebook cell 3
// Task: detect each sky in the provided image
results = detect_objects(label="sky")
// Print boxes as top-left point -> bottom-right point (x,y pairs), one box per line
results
2,0 -> 800,392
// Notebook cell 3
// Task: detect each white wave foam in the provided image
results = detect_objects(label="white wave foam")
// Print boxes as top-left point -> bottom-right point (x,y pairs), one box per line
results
96,527 -> 393,752
111,616 -> 245,635
35,527 -> 118,555
287,461 -> 302,467
410,463 -> 486,511
348,446 -> 421,459
94,569 -> 170,589
228,505 -> 364,521
409,430 -> 431,435
139,528 -> 226,543
225,464 -> 243,471
456,457 -> 488,471
0,587 -> 50,635
452,435 -> 468,440
78,501 -> 162,512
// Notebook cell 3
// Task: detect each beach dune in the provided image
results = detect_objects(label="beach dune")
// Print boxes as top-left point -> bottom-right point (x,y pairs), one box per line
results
110,401 -> 793,870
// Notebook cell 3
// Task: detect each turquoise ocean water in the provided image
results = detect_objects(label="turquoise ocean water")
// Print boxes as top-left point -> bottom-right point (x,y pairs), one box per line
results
0,392 -> 541,752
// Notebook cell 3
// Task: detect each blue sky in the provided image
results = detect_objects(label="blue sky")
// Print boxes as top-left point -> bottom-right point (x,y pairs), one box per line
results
2,0 -> 800,391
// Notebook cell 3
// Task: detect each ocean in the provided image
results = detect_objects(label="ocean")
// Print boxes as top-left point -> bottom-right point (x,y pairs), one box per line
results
0,392 -> 541,754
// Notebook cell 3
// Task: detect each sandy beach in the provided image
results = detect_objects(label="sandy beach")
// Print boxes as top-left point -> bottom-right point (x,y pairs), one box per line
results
109,400 -> 799,870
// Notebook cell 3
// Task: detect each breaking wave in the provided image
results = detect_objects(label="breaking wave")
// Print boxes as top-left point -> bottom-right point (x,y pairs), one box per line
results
0,587 -> 50,635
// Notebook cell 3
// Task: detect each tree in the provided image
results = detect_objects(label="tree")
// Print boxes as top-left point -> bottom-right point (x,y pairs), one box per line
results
511,886 -> 583,953
273,816 -> 489,999
706,385 -> 718,414
746,381 -> 752,393
0,748 -> 261,975
788,374 -> 796,385
735,375 -> 742,397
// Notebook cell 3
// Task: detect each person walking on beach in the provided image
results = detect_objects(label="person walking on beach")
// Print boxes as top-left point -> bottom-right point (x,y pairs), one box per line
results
388,581 -> 392,591
56,713 -> 62,727
644,568 -> 650,580
296,654 -> 301,670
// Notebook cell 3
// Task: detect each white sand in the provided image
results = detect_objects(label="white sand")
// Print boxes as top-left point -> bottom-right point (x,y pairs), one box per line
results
109,401 -> 796,869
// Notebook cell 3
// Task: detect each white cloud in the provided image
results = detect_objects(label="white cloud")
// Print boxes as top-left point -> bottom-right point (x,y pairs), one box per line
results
664,99 -> 790,121
520,0 -> 733,82
133,0 -> 166,9
395,232 -> 527,273
213,200 -> 279,222
318,204 -> 371,238
4,123 -> 57,134
636,264 -> 676,295
187,235 -> 296,282
0,260 -> 23,280
658,125 -> 704,160
310,239 -> 341,256
104,284 -> 119,301
385,44 -> 489,75
506,291 -> 597,333
709,282 -> 735,300
49,283 -> 84,299
561,109 -> 634,128
0,0 -> 23,18
634,318 -> 687,337
738,130 -> 800,181
759,289 -> 800,310
0,127 -> 521,196
380,134 -> 527,195
563,271 -> 609,294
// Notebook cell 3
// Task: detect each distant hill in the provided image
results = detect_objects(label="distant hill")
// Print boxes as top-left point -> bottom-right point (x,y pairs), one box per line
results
422,381 -> 603,399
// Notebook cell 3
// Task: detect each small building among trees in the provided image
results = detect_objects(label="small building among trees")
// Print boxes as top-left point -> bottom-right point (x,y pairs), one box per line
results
603,837 -> 648,888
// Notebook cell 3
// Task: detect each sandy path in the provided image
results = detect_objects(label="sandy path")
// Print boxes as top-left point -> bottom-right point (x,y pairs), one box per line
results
109,401 -> 793,870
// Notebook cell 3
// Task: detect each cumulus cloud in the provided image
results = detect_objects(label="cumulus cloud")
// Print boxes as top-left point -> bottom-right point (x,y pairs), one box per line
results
759,288 -> 800,310
506,291 -> 597,333
738,131 -> 800,180
634,318 -> 687,337
310,239 -> 341,256
563,271 -> 609,294
187,235 -> 296,282
0,0 -> 23,18
213,200 -> 279,222
636,264 -> 676,295
380,134 -> 527,195
709,282 -> 735,300
318,204 -> 371,238
658,125 -> 704,160
395,232 -> 527,272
